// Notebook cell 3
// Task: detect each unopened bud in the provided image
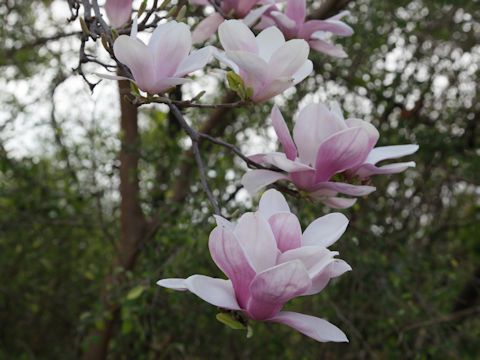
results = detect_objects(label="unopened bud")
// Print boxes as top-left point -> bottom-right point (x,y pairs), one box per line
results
138,0 -> 147,18
101,34 -> 110,51
158,0 -> 171,11
165,5 -> 177,19
80,17 -> 90,36
176,5 -> 186,22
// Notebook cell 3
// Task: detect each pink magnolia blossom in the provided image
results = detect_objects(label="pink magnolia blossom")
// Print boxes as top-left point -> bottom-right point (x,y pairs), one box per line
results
190,0 -> 280,43
215,20 -> 312,103
258,0 -> 354,57
242,104 -> 419,208
158,189 -> 350,342
104,0 -> 132,29
100,20 -> 213,94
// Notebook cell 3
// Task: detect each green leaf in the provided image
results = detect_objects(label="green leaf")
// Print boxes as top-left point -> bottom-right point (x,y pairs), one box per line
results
126,285 -> 147,301
226,72 -> 246,100
216,313 -> 246,330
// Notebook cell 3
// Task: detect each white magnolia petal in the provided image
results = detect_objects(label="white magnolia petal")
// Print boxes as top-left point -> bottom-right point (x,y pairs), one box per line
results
302,213 -> 349,248
192,12 -> 225,43
241,170 -> 290,194
219,20 -> 259,53
256,26 -> 286,62
365,144 -> 419,165
175,46 -> 214,77
185,275 -> 241,310
258,188 -> 291,219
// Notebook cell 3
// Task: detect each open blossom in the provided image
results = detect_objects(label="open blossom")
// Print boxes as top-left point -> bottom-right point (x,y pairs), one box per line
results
190,0 -> 279,43
257,0 -> 354,57
215,20 -> 312,103
242,104 -> 419,208
104,0 -> 132,29
102,20 -> 213,94
158,189 -> 351,342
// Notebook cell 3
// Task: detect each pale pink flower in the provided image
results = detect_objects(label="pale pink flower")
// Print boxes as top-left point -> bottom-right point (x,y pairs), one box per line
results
258,0 -> 354,57
242,104 -> 418,208
104,0 -> 132,29
214,20 -> 312,103
99,20 -> 213,94
158,189 -> 350,342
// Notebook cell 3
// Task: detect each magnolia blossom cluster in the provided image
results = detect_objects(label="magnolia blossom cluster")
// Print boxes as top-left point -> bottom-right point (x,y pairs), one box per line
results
99,0 -> 419,344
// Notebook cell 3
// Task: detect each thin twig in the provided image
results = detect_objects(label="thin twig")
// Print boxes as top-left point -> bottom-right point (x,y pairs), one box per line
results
133,96 -> 249,109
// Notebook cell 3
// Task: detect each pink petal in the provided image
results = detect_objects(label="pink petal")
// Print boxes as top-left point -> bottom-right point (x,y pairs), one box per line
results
192,12 -> 225,43
105,0 -> 132,28
209,226 -> 256,308
157,275 -> 241,310
219,20 -> 259,54
310,182 -> 376,197
213,215 -> 235,230
186,275 -> 241,310
261,152 -> 313,172
235,0 -> 261,17
94,72 -> 130,81
255,26 -> 286,62
269,11 -> 298,38
292,59 -> 313,84
354,161 -> 416,179
151,78 -> 191,94
251,77 -> 295,103
243,4 -> 275,28
278,246 -> 333,277
234,213 -> 279,273
305,259 -> 352,295
293,103 -> 347,166
302,213 -> 348,248
268,212 -> 302,252
321,196 -> 357,209
299,19 -> 353,39
113,35 -> 156,93
258,189 -> 291,219
290,169 -> 317,189
241,169 -> 290,194
271,105 -> 297,161
345,118 -> 379,151
268,39 -> 309,79
248,260 -> 311,320
175,46 -> 214,77
285,0 -> 306,24
364,144 -> 419,165
314,127 -> 372,182
269,311 -> 348,342
225,51 -> 269,89
308,39 -> 347,57
149,21 -> 192,78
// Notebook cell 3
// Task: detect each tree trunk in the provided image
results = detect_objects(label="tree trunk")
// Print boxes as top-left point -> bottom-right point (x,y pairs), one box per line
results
82,78 -> 146,360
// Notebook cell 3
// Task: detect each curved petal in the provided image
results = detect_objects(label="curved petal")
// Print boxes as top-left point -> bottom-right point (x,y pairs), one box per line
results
241,169 -> 290,194
113,35 -> 156,92
192,12 -> 224,43
175,46 -> 214,77
364,144 -> 419,165
185,275 -> 241,310
302,213 -> 348,248
271,105 -> 297,161
225,51 -> 269,88
234,213 -> 279,273
262,152 -> 313,172
269,311 -> 348,342
314,127 -> 372,182
149,21 -> 192,78
256,26 -> 286,62
345,118 -> 379,151
292,59 -> 313,84
268,212 -> 302,252
286,0 -> 306,24
157,275 -> 241,310
209,226 -> 256,308
309,39 -> 347,58
269,11 -> 297,38
321,196 -> 357,209
213,215 -> 235,230
304,259 -> 352,295
94,72 -> 131,81
248,260 -> 311,320
258,188 -> 291,219
293,103 -> 347,166
299,19 -> 354,39
251,77 -> 295,103
219,20 -> 259,53
354,161 -> 416,179
105,0 -> 132,28
278,246 -> 334,277
310,182 -> 376,197
243,4 -> 275,28
268,39 -> 309,79
212,48 -> 240,73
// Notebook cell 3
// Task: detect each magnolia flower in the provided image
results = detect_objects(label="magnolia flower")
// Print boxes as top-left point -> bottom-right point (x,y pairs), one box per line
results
158,189 -> 351,342
215,20 -> 312,103
104,0 -> 132,29
100,20 -> 213,94
259,0 -> 354,57
190,0 -> 279,43
242,104 -> 419,208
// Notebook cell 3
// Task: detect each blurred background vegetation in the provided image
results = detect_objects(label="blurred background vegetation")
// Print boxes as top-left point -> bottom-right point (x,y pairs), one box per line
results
1,0 -> 479,359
